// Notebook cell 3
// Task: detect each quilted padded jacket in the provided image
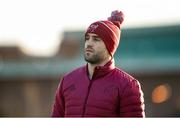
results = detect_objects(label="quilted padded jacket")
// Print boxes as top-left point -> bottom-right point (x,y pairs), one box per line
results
52,59 -> 145,117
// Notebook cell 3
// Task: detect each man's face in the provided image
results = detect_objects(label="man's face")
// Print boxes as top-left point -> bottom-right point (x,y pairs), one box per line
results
84,33 -> 110,64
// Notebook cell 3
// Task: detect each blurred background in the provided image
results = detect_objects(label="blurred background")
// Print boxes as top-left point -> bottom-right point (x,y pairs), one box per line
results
0,0 -> 180,117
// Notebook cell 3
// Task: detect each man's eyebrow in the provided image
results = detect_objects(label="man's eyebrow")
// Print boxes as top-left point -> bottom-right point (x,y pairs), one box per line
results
92,35 -> 100,38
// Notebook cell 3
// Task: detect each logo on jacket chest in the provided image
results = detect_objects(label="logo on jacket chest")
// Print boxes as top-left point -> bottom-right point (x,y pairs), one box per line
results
66,84 -> 76,92
104,84 -> 119,96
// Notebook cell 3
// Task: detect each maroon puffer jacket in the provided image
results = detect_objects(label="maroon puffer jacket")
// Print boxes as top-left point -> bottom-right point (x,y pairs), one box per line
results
52,59 -> 145,117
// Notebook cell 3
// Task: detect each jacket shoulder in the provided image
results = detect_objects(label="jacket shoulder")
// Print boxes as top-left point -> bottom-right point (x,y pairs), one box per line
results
113,67 -> 142,91
114,67 -> 136,82
63,65 -> 86,79
114,67 -> 143,95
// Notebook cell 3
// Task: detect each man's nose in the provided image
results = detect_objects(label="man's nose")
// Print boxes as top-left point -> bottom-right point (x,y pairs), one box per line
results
86,38 -> 94,46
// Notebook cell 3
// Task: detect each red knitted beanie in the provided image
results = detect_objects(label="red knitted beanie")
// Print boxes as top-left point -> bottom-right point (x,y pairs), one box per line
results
85,10 -> 124,57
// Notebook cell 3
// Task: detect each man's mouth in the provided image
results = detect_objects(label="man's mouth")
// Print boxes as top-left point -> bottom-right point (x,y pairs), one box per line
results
85,48 -> 94,53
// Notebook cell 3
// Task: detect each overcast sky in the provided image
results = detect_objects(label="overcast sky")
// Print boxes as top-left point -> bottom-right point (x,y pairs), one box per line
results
0,0 -> 179,56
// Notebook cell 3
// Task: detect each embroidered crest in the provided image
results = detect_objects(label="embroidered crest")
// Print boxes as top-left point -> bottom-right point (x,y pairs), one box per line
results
88,24 -> 98,32
66,84 -> 76,92
104,84 -> 118,96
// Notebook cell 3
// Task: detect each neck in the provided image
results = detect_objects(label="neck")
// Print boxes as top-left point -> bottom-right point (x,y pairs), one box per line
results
88,56 -> 112,79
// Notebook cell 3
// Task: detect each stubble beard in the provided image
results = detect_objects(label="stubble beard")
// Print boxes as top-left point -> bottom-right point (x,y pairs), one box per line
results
84,51 -> 106,65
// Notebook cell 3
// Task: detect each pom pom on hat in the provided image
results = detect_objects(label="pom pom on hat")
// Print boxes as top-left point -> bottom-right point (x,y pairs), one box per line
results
85,10 -> 124,57
108,10 -> 124,29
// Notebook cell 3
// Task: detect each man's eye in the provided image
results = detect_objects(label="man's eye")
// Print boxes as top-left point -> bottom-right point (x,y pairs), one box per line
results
85,36 -> 89,41
94,38 -> 100,41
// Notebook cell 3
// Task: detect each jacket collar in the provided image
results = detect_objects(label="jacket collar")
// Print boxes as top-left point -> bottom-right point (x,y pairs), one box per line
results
85,58 -> 115,79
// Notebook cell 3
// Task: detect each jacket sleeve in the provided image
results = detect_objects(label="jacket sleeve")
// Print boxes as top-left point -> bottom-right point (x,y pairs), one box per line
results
119,79 -> 145,117
51,78 -> 65,117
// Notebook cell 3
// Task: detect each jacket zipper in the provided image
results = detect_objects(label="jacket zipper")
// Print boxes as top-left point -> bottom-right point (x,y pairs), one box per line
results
82,80 -> 93,116
82,67 -> 98,116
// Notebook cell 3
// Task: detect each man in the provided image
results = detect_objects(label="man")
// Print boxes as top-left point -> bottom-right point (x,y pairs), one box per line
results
52,10 -> 145,117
